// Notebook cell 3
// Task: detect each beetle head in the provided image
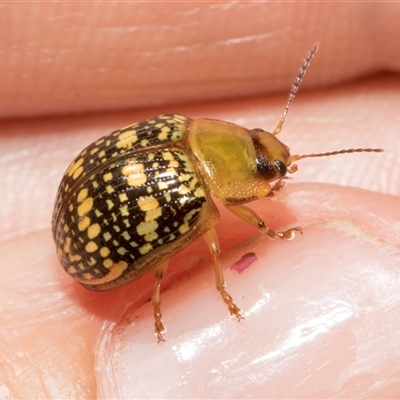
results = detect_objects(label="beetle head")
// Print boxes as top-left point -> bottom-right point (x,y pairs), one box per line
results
250,129 -> 291,182
251,128 -> 383,182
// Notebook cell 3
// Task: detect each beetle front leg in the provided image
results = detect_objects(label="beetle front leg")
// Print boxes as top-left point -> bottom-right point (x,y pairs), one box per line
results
151,261 -> 169,342
266,177 -> 289,197
226,204 -> 302,240
203,228 -> 243,321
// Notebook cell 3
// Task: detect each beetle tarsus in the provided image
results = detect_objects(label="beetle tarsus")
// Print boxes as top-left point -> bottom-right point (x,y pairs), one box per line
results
157,333 -> 165,343
220,288 -> 244,322
267,177 -> 289,196
154,304 -> 166,343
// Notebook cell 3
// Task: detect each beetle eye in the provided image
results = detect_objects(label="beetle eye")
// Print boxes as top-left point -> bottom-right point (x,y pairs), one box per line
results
274,160 -> 287,176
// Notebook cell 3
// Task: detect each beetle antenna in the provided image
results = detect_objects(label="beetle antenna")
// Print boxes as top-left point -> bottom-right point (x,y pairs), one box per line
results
287,148 -> 384,173
273,43 -> 319,136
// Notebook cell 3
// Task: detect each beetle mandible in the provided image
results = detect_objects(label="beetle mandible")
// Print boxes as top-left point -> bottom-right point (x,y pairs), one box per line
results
52,44 -> 383,341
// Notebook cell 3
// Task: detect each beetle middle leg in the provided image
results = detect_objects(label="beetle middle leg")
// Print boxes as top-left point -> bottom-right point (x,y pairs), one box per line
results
203,228 -> 243,321
152,261 -> 169,342
226,204 -> 302,240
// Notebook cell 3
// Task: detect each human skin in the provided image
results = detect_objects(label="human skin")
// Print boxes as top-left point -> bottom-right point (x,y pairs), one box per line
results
1,2 -> 400,399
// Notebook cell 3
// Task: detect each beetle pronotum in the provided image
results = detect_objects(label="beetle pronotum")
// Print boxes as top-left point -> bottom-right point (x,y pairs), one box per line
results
52,44 -> 382,341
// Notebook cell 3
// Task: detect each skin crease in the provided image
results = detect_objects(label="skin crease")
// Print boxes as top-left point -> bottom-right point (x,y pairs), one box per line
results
1,2 -> 400,399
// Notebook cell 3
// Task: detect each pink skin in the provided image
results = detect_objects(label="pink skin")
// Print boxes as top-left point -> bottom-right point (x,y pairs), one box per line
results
1,3 -> 400,398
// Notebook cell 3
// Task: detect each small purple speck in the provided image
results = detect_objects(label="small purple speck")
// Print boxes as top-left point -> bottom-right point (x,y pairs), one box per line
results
230,252 -> 257,274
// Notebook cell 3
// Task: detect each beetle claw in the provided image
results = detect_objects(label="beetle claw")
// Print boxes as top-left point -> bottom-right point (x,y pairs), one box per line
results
267,226 -> 302,240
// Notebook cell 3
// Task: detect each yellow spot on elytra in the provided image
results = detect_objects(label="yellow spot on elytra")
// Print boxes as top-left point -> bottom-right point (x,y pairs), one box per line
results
137,195 -> 159,212
139,243 -> 153,255
66,157 -> 83,177
120,205 -> 129,216
104,232 -> 112,241
72,166 -> 84,180
166,166 -> 178,176
162,125 -> 171,133
85,241 -> 98,253
179,173 -> 192,182
145,208 -> 162,222
78,216 -> 91,231
77,197 -> 93,217
69,253 -> 82,262
106,199 -> 114,210
171,131 -> 182,141
145,231 -> 158,242
157,181 -> 168,190
122,230 -> 131,241
100,247 -> 110,257
77,188 -> 88,203
162,152 -> 174,161
106,185 -> 114,194
194,187 -> 205,198
117,247 -> 127,256
64,237 -> 71,253
88,223 -> 101,239
178,185 -> 190,195
103,172 -> 113,182
137,220 -> 158,236
179,223 -> 190,234
184,209 -> 198,223
119,193 -> 128,202
116,130 -> 138,149
67,266 -> 77,274
122,163 -> 147,187
103,258 -> 114,269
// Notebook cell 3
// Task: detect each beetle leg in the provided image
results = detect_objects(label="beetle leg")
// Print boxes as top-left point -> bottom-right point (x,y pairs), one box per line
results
203,228 -> 243,321
226,204 -> 302,240
267,177 -> 289,196
152,261 -> 169,342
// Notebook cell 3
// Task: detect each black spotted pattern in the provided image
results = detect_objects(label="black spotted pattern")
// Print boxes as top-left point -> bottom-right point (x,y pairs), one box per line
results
54,148 -> 210,289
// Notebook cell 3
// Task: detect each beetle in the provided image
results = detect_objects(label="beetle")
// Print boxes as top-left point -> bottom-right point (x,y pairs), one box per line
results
52,44 -> 382,341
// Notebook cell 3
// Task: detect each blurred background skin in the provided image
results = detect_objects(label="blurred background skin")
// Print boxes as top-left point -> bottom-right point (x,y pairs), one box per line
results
1,2 -> 400,398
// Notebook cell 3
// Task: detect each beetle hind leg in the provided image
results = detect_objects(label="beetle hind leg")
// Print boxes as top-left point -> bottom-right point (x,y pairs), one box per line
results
203,228 -> 243,321
152,261 -> 169,342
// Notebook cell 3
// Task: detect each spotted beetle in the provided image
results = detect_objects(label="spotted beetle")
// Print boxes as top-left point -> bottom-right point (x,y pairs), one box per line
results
52,45 -> 382,341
